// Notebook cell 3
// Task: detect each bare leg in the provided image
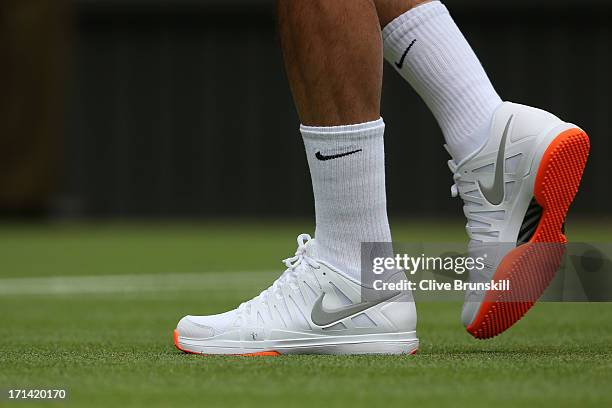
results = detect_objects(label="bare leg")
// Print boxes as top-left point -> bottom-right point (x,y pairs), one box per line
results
276,0 -> 383,126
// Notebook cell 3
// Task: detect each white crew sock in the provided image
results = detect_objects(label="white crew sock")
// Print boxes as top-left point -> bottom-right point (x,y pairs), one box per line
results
383,1 -> 503,162
301,118 -> 391,280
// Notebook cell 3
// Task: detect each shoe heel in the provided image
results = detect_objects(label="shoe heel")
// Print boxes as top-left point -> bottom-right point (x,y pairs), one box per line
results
533,128 -> 591,242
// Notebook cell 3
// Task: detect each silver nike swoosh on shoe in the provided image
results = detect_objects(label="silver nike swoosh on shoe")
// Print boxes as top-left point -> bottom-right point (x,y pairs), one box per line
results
478,115 -> 514,205
310,290 -> 399,327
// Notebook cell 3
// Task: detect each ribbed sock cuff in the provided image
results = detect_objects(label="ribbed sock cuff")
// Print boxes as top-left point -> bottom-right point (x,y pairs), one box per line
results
382,1 -> 447,42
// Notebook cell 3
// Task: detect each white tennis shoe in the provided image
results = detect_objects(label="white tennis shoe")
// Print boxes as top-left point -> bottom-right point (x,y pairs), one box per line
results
174,234 -> 418,355
449,102 -> 590,339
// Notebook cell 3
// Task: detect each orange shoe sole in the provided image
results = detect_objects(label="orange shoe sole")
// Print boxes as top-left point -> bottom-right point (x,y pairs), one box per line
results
173,329 -> 281,356
467,128 -> 591,339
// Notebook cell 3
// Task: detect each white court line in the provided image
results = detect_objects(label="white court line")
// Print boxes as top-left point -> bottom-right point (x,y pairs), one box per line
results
0,271 -> 278,296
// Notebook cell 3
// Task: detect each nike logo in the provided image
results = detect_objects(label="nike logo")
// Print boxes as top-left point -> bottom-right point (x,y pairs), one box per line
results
394,39 -> 417,69
478,116 -> 514,206
315,149 -> 362,161
310,290 -> 399,327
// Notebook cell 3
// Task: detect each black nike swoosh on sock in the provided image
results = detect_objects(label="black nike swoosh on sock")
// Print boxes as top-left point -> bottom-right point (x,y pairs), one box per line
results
315,149 -> 363,161
395,39 -> 417,69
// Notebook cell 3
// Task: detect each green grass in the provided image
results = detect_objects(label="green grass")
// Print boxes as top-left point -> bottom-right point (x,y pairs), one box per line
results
1,220 -> 611,407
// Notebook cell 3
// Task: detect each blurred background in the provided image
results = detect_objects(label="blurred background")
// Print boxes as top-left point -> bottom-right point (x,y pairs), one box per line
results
1,0 -> 610,220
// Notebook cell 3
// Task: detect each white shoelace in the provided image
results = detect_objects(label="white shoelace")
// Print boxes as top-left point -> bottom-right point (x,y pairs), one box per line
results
238,234 -> 320,313
447,158 -> 482,240
282,234 -> 321,270
448,159 -> 461,198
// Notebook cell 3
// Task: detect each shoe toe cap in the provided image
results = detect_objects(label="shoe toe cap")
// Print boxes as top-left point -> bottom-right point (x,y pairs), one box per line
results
176,315 -> 215,339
